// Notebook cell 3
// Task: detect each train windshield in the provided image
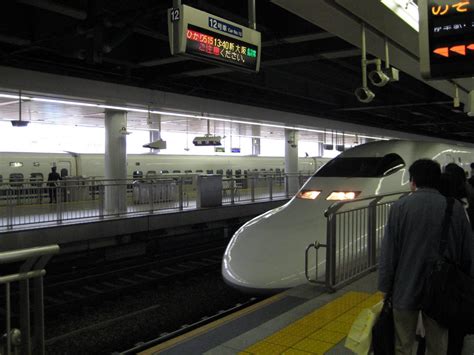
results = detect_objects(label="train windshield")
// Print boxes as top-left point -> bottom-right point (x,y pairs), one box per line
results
314,153 -> 405,177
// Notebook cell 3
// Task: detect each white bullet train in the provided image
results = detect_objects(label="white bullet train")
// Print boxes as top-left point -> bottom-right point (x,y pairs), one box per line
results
0,152 -> 329,184
222,140 -> 474,293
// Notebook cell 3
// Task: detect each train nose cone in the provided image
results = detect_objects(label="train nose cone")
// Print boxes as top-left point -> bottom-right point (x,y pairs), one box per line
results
222,202 -> 322,293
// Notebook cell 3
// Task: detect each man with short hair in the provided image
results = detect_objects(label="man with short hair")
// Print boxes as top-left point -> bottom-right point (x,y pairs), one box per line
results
378,159 -> 473,354
47,166 -> 61,203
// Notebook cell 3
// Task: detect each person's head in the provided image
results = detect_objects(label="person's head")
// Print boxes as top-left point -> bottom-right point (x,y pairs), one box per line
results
470,162 -> 474,171
443,163 -> 467,198
408,159 -> 441,191
51,166 -> 57,172
445,163 -> 466,182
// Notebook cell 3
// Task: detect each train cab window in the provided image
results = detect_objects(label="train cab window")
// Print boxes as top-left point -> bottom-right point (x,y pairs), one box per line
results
315,153 -> 405,178
133,170 -> 143,179
172,170 -> 181,173
206,169 -> 214,174
9,173 -> 24,186
216,169 -> 223,175
30,173 -> 44,186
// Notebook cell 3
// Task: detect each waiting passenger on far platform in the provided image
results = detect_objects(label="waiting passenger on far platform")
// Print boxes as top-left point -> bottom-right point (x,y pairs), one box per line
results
47,166 -> 61,203
378,159 -> 474,355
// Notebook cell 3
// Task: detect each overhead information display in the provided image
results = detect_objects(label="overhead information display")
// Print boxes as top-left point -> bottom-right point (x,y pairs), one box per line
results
168,4 -> 261,72
419,0 -> 474,79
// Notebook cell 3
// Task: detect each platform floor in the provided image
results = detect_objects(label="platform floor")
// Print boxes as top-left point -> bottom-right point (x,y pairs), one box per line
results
137,272 -> 474,355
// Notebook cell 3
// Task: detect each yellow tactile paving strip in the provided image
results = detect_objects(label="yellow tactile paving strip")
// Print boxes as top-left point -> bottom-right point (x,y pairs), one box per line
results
241,291 -> 383,355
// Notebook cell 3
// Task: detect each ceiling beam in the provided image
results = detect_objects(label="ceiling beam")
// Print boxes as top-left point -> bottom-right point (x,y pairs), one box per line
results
17,0 -> 87,20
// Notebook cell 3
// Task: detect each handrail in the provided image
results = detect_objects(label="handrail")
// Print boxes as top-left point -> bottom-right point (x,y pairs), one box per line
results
0,245 -> 60,264
324,190 -> 410,217
1,244 -> 59,355
307,190 -> 410,291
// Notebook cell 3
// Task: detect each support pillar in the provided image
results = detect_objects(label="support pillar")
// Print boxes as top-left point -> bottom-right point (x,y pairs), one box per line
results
104,109 -> 127,214
251,125 -> 260,156
285,129 -> 299,195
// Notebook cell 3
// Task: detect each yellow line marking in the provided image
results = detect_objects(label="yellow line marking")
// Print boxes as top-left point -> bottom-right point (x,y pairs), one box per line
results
244,291 -> 383,354
138,293 -> 286,355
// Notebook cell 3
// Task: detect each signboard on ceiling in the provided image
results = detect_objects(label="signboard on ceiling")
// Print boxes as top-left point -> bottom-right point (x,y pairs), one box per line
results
168,4 -> 261,73
419,0 -> 474,79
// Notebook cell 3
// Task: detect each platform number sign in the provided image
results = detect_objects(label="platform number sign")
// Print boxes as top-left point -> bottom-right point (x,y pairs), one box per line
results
170,8 -> 180,22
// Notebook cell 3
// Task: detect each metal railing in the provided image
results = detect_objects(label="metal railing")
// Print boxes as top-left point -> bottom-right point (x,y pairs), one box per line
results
0,172 -> 311,229
305,191 -> 409,291
0,245 -> 60,355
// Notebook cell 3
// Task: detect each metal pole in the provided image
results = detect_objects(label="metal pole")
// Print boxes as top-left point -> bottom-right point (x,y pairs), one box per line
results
361,23 -> 367,88
178,178 -> 183,211
6,282 -> 11,355
33,276 -> 45,355
248,0 -> 256,30
230,179 -> 235,205
269,176 -> 273,200
250,176 -> 255,202
20,279 -> 32,355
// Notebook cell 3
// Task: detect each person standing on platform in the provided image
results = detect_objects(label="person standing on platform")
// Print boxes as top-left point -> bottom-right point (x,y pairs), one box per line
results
378,159 -> 473,355
47,166 -> 61,203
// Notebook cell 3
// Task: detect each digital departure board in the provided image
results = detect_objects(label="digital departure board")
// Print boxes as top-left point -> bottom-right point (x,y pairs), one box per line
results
168,4 -> 261,73
419,0 -> 474,79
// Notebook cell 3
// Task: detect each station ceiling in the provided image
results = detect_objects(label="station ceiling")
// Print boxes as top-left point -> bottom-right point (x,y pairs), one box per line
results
0,0 -> 472,143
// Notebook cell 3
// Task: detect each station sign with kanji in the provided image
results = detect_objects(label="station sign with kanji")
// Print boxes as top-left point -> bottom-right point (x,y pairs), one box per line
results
419,0 -> 474,79
168,5 -> 261,73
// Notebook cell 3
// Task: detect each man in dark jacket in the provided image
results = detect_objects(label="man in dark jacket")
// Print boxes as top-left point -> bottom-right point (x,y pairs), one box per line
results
47,166 -> 61,203
378,159 -> 474,354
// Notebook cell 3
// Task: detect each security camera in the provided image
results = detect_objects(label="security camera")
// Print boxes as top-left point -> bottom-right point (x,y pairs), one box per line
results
368,70 -> 390,87
355,87 -> 375,103
369,67 -> 399,87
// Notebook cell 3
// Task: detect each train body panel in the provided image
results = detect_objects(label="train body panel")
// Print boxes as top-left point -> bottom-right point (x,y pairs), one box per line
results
0,152 -> 328,184
222,140 -> 474,293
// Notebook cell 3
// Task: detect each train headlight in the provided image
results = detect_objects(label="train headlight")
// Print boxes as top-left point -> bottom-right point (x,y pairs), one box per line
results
326,191 -> 360,201
297,190 -> 321,200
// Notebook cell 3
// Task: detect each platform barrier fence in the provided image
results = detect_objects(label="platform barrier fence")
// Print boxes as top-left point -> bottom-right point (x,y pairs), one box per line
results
0,172 -> 311,229
306,191 -> 409,290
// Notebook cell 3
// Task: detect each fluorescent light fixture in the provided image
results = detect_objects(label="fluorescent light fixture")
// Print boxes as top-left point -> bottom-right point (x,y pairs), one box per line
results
0,93 -> 389,141
381,0 -> 419,31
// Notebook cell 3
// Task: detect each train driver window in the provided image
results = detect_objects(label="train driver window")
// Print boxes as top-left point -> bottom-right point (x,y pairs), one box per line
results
377,153 -> 405,177
315,153 -> 405,178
